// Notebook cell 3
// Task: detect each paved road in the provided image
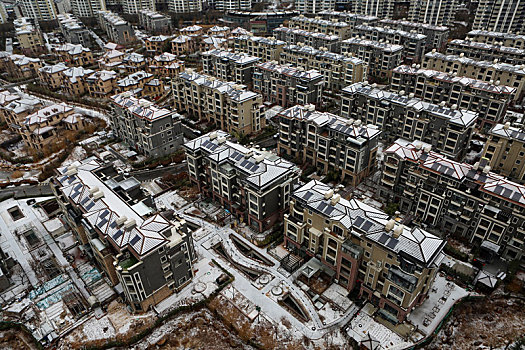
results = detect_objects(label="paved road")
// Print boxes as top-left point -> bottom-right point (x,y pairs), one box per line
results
130,163 -> 186,181
0,184 -> 52,199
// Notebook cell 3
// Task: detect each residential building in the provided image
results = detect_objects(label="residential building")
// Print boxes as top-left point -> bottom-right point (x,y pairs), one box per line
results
122,52 -> 146,73
288,15 -> 352,39
379,138 -> 525,263
62,67 -> 95,96
139,9 -> 171,34
279,44 -> 368,92
482,123 -> 525,182
97,10 -> 136,45
19,0 -> 57,20
183,130 -> 299,232
407,0 -> 457,26
180,25 -> 203,37
390,65 -> 516,130
86,70 -> 117,99
352,24 -> 427,62
144,35 -> 171,55
110,92 -> 184,157
378,19 -> 449,51
284,179 -> 445,322
57,13 -> 92,47
467,30 -> 525,49
341,82 -> 478,159
52,158 -> 196,313
4,54 -> 43,79
52,43 -> 94,66
318,10 -> 378,30
201,49 -> 260,87
446,39 -> 525,65
97,49 -> 125,69
0,95 -> 42,130
207,25 -> 231,38
70,0 -> 105,17
422,51 -> 525,103
121,0 -> 154,14
273,26 -> 341,52
0,2 -> 8,23
234,35 -> 286,61
14,17 -> 44,54
173,70 -> 265,135
116,70 -> 155,94
295,0 -> 335,14
354,0 -> 396,18
341,38 -> 403,78
148,52 -> 185,77
223,10 -> 298,34
20,103 -> 84,153
38,63 -> 68,90
473,0 -> 525,33
213,0 -> 251,11
167,0 -> 202,12
200,36 -> 228,51
171,35 -> 196,56
253,62 -> 324,108
277,105 -> 381,186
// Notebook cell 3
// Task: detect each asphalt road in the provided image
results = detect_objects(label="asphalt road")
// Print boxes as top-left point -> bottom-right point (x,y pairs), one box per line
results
0,184 -> 53,200
129,163 -> 187,181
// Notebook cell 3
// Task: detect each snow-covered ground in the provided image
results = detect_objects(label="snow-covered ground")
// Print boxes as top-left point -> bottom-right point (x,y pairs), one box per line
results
61,146 -> 87,167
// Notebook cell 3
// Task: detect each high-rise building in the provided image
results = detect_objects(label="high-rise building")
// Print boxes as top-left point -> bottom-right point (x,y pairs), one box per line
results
0,2 -> 8,23
121,0 -> 154,14
19,0 -> 57,21
213,0 -> 250,11
408,0 -> 457,26
295,0 -> 335,14
97,10 -> 136,45
473,0 -> 525,33
378,19 -> 449,51
70,0 -> 105,17
168,0 -> 202,12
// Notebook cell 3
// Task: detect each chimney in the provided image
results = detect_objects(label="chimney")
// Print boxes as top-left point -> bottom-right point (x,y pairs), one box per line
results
393,224 -> 404,238
93,190 -> 104,200
330,194 -> 341,206
124,219 -> 136,230
504,122 -> 511,130
116,216 -> 127,226
385,219 -> 395,232
324,189 -> 334,200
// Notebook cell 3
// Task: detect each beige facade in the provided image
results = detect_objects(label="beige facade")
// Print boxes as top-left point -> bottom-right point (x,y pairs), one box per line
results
288,15 -> 352,39
482,123 -> 525,182
38,63 -> 68,90
144,35 -> 171,55
15,18 -> 45,54
234,35 -> 285,61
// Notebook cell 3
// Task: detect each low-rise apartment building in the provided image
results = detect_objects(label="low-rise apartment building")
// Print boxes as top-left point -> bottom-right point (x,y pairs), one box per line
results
97,10 -> 136,45
202,49 -> 260,86
86,70 -> 117,99
62,67 -> 95,96
446,39 -> 525,65
288,15 -> 352,39
38,63 -> 68,90
5,54 -> 43,79
379,138 -> 525,264
52,158 -> 196,312
184,130 -> 300,232
148,52 -> 185,77
353,24 -> 427,63
253,62 -> 323,108
0,95 -> 42,130
482,123 -> 525,183
234,35 -> 286,61
341,82 -> 478,160
422,51 -> 525,103
144,35 -> 171,55
14,17 -> 44,55
467,30 -> 525,49
318,10 -> 378,29
378,19 -> 449,51
279,44 -> 367,92
277,105 -> 380,186
341,38 -> 403,79
110,92 -> 184,157
122,52 -> 146,73
273,26 -> 340,52
284,179 -> 445,322
390,65 -> 516,130
173,70 -> 265,135
116,70 -> 154,94
171,35 -> 196,56
208,25 -> 231,37
139,9 -> 171,34
52,43 -> 94,66
57,13 -> 91,47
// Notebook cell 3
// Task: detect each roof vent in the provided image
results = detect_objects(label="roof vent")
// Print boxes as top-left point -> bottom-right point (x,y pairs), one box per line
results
432,48 -> 436,53
244,150 -> 253,158
494,58 -> 498,63
399,90 -> 405,95
460,52 -> 464,57
124,219 -> 136,230
495,80 -> 500,86
415,142 -> 422,150
424,145 -> 432,153
116,216 -> 127,226
483,165 -> 491,174
89,186 -> 100,195
217,136 -> 226,144
385,219 -> 395,231
324,189 -> 334,200
451,104 -> 458,110
346,118 -> 354,126
66,165 -> 78,176
393,224 -> 404,238
354,119 -> 362,126
472,161 -> 480,171
255,153 -> 265,163
209,131 -> 218,140
440,101 -> 446,107
504,121 -> 511,130
330,194 -> 341,206
409,92 -> 415,98
93,190 -> 104,200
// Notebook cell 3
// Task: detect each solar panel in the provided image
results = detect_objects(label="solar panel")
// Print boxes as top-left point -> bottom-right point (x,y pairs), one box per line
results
71,191 -> 81,200
324,207 -> 334,216
386,238 -> 398,249
362,221 -> 373,231
130,235 -> 141,246
304,191 -> 313,200
113,230 -> 123,240
97,218 -> 108,228
354,217 -> 364,227
502,188 -> 513,198
378,233 -> 389,244
85,201 -> 95,211
109,220 -> 117,229
512,192 -> 522,202
80,196 -> 90,206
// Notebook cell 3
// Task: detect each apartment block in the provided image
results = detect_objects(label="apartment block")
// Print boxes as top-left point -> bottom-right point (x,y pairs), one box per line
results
473,0 -> 525,33
19,0 -> 57,20
38,63 -> 68,90
184,130 -> 299,232
379,139 -> 525,264
148,52 -> 185,77
341,82 -> 477,159
14,17 -> 44,55
121,0 -> 154,14
288,15 -> 352,39
70,0 -> 105,17
52,158 -> 195,313
57,14 -> 91,47
277,105 -> 380,186
390,65 -> 516,130
341,38 -> 403,78
52,43 -> 94,66
21,103 -> 85,153
482,123 -> 525,182
213,0 -> 251,11
422,51 -> 525,103
234,35 -> 286,61
173,70 -> 265,135
110,92 -> 184,157
86,70 -> 117,99
97,10 -> 136,45
253,62 -> 324,108
446,39 -> 525,65
168,0 -> 202,12
4,54 -> 43,79
378,19 -> 449,51
139,10 -> 171,34
62,67 -> 95,96
407,0 -> 457,26
284,179 -> 445,322
318,10 -> 378,29
171,35 -> 196,55
279,44 -> 367,92
467,30 -> 525,49
295,0 -> 335,14
202,49 -> 260,86
353,24 -> 427,63
273,26 -> 340,52
224,10 -> 297,35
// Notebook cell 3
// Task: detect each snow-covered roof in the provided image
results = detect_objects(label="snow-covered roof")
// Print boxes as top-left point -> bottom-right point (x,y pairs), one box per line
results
274,26 -> 340,41
87,70 -> 117,82
235,35 -> 286,46
39,62 -> 68,74
293,180 -> 444,265
63,67 -> 95,83
0,90 -> 21,106
284,44 -> 365,65
424,51 -> 525,75
378,18 -> 448,32
23,103 -> 73,126
342,37 -> 403,52
111,92 -> 172,121
355,24 -> 427,40
290,15 -> 350,28
449,39 -> 525,55
171,35 -> 192,43
117,71 -> 153,87
256,61 -> 323,80
489,123 -> 525,142
202,49 -> 259,65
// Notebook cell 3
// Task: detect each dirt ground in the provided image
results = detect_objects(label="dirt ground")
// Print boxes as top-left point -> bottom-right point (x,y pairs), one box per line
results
0,329 -> 39,350
427,296 -> 525,349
